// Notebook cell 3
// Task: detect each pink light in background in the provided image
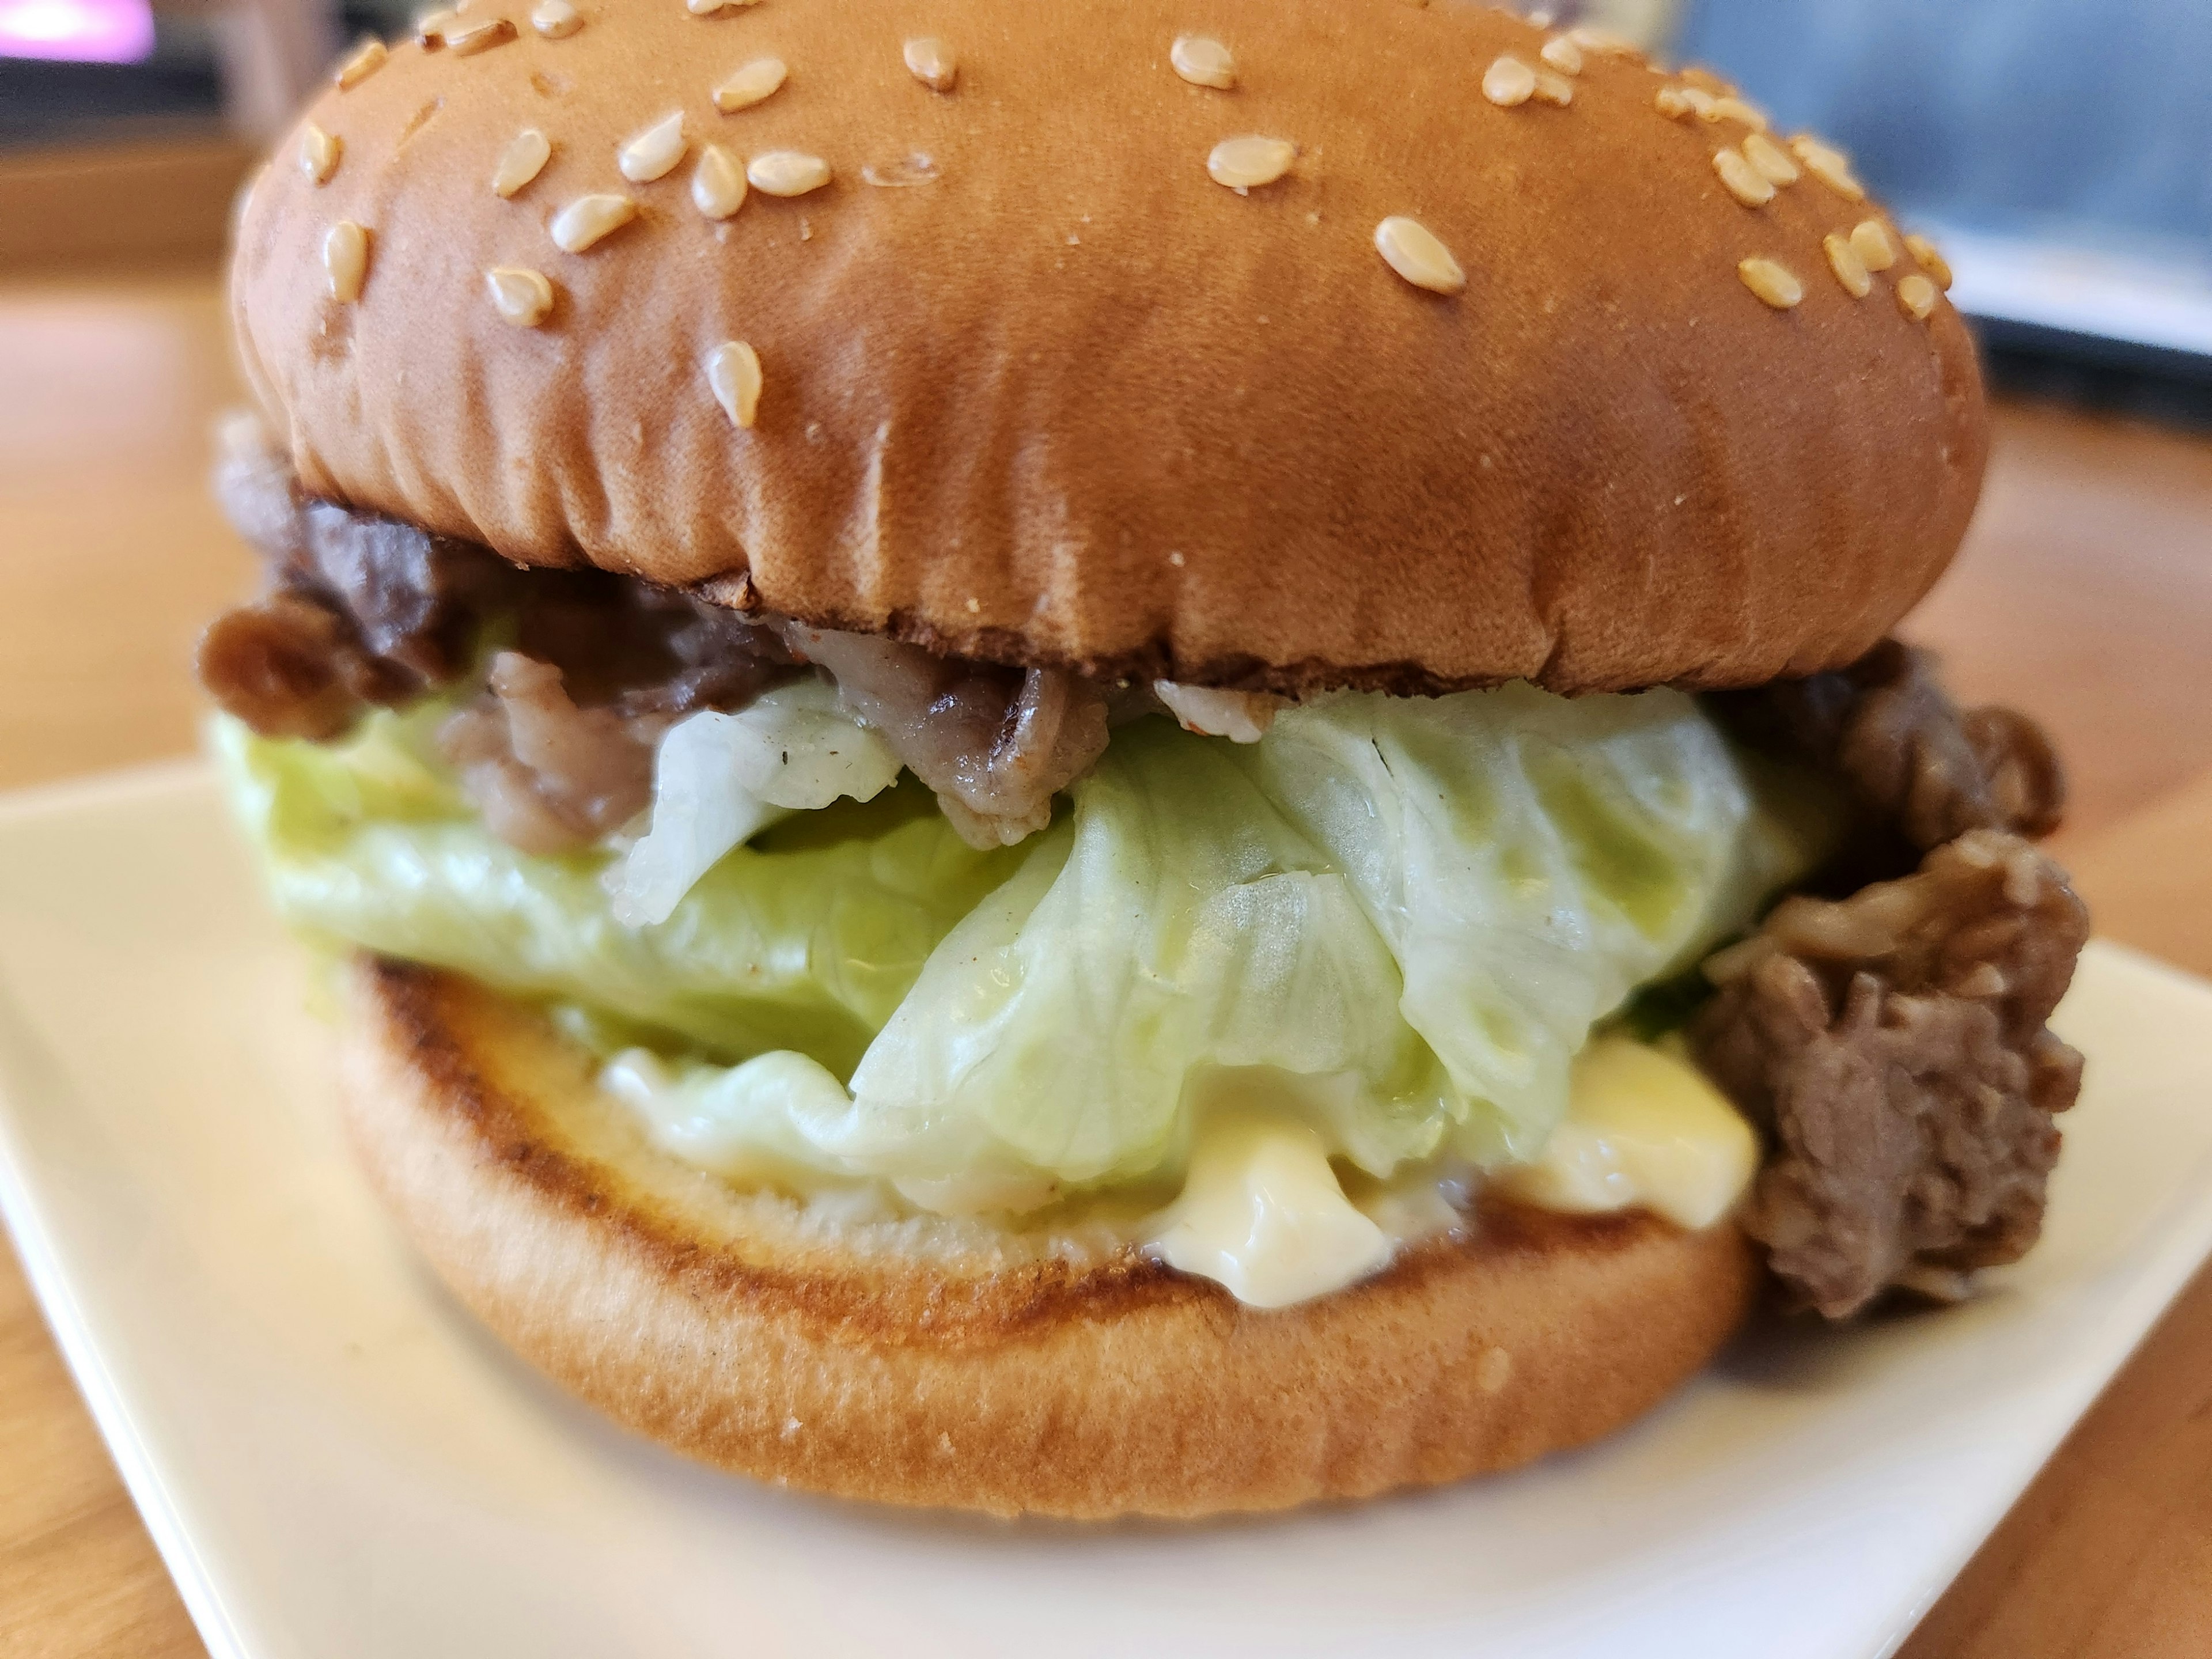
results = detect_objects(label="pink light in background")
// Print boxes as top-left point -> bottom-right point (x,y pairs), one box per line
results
0,0 -> 153,62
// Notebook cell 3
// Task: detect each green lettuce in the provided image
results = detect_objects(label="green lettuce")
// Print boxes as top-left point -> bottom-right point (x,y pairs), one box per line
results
216,707 -> 1027,1075
217,683 -> 1827,1199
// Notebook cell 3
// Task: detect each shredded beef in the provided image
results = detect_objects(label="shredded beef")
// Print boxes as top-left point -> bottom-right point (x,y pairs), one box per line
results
438,653 -> 661,855
200,417 -> 796,744
1692,829 -> 2089,1319
207,414 -> 515,703
517,577 -> 796,718
779,623 -> 1111,848
198,434 -> 1105,852
196,592 -> 416,741
210,410 -> 309,569
295,501 -> 514,683
1713,639 -> 2066,858
1962,706 -> 2067,841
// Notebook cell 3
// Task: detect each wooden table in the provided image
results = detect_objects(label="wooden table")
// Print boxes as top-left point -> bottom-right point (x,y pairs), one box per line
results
3,270 -> 2211,1657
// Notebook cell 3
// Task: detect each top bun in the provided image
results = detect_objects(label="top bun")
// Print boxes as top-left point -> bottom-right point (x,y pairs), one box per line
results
230,0 -> 1987,696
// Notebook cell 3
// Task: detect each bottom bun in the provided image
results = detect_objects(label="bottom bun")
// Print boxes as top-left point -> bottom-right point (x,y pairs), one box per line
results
339,955 -> 1758,1519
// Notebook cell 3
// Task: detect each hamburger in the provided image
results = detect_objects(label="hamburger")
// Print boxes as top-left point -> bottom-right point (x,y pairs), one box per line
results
198,0 -> 2089,1518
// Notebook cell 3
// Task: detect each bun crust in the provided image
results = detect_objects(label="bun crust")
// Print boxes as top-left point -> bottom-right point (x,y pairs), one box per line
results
340,956 -> 1757,1518
232,0 -> 1985,696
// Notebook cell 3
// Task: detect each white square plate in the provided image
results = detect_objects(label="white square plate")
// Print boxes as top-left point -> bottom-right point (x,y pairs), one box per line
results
3,763 -> 2211,1659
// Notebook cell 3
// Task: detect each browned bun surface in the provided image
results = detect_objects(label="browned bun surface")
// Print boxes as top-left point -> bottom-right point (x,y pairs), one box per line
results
341,955 -> 1758,1518
232,0 -> 1985,696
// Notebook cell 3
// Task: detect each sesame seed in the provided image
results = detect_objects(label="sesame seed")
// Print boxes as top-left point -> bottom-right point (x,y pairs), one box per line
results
1566,24 -> 1637,56
549,192 -> 636,252
1374,215 -> 1464,295
1790,135 -> 1865,202
904,36 -> 957,92
1742,131 -> 1798,185
531,0 -> 582,38
1206,134 -> 1295,190
1713,147 -> 1776,207
414,9 -> 457,48
1738,257 -> 1802,309
964,596 -> 980,614
1654,85 -> 1692,119
1679,85 -> 1718,118
491,128 -> 551,198
691,143 -> 747,218
1823,233 -> 1872,298
687,0 -> 759,14
1475,1346 -> 1513,1394
619,112 -> 688,182
485,266 -> 555,325
323,221 -> 368,302
447,16 -> 516,55
1897,273 -> 1938,320
1170,35 -> 1235,89
1168,550 -> 1185,566
1482,55 -> 1536,107
705,340 -> 763,426
1707,96 -> 1768,131
1680,67 -> 1736,96
860,152 -> 939,187
1850,219 -> 1896,272
299,123 -> 342,186
747,150 -> 831,196
1533,69 -> 1573,106
1539,34 -> 1582,74
1905,234 -> 1953,290
334,38 -> 385,89
713,57 -> 787,111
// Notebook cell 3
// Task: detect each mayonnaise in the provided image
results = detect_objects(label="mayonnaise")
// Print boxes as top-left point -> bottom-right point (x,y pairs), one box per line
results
601,1034 -> 1758,1311
1147,1113 -> 1393,1309
1495,1035 -> 1758,1229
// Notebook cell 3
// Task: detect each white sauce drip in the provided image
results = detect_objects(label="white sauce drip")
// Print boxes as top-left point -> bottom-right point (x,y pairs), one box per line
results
600,1036 -> 1757,1309
1147,1113 -> 1393,1309
1495,1035 -> 1758,1229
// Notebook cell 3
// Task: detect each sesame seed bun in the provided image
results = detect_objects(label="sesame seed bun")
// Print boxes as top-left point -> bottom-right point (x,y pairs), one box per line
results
341,956 -> 1759,1518
231,0 -> 1986,696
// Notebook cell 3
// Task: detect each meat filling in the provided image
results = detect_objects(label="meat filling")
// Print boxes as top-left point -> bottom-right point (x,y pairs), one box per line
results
200,421 -> 1111,850
779,623 -> 1110,846
198,591 -> 416,742
438,654 -> 663,857
1711,638 -> 2066,861
211,412 -> 514,696
200,433 -> 2092,1318
1698,642 -> 2085,1316
1694,830 -> 2088,1319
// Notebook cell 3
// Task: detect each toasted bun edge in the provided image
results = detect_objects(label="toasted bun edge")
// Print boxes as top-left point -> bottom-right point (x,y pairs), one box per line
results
338,956 -> 1758,1518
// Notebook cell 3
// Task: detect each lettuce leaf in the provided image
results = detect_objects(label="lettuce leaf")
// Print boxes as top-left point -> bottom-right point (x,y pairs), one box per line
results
1234,685 -> 1811,1161
218,683 -> 1827,1198
606,678 -> 903,929
216,710 -> 1025,1075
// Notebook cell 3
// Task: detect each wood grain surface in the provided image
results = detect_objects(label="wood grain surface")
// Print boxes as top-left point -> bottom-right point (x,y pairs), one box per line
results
0,139 -> 255,274
1,271 -> 2209,1658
